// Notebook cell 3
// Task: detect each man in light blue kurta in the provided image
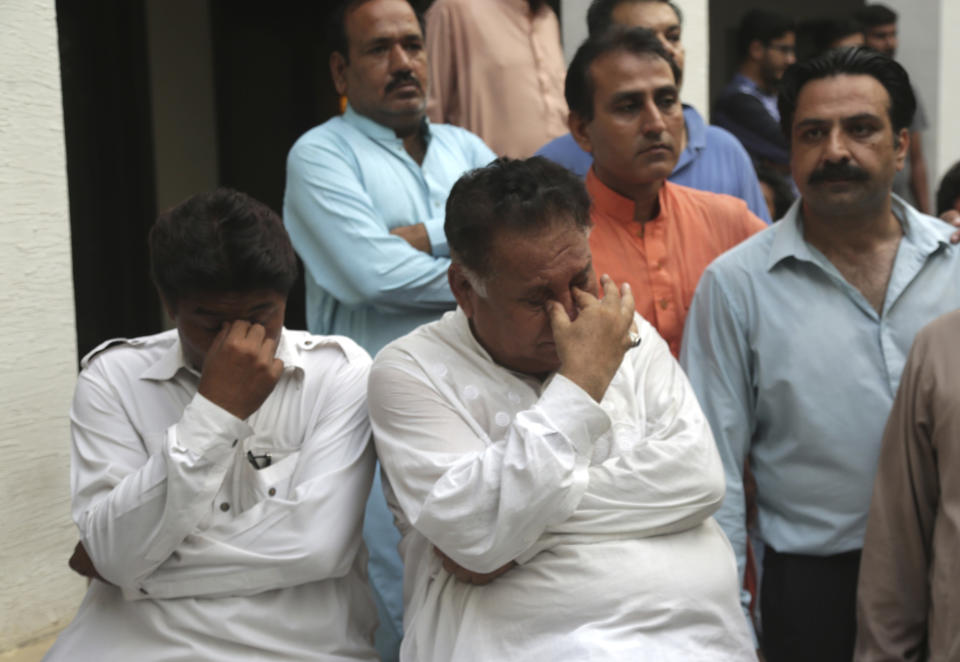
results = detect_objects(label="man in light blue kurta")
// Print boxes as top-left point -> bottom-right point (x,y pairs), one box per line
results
680,48 -> 960,661
285,104 -> 493,354
282,2 -> 495,660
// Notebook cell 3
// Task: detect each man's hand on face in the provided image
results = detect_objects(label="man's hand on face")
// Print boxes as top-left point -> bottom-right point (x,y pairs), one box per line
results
197,321 -> 284,420
434,546 -> 516,585
389,222 -> 432,254
547,274 -> 637,403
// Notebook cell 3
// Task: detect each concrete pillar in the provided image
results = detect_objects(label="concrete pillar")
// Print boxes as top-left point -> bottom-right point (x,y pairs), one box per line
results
874,0 -> 959,210
0,0 -> 86,653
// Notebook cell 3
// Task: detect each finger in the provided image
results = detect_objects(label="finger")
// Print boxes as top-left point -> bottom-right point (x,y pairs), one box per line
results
246,322 -> 266,343
227,319 -> 250,342
619,282 -> 635,317
546,299 -> 571,332
571,286 -> 598,309
208,321 -> 232,356
600,274 -> 620,303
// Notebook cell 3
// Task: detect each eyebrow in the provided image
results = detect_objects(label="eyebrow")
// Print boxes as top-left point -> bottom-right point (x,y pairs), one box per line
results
796,113 -> 883,128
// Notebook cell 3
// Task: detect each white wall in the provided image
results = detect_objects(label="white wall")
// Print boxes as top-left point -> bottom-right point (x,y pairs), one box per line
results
560,0 -> 710,116
873,0 -> 957,210
0,1 -> 86,653
936,0 -> 960,189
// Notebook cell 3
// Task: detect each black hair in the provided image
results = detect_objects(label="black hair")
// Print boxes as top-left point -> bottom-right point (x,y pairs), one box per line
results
737,9 -> 796,60
854,4 -> 898,29
565,26 -> 681,122
753,162 -> 796,220
778,46 -> 915,142
445,157 -> 592,278
937,161 -> 960,216
149,188 -> 298,306
586,0 -> 683,37
328,0 -> 424,61
799,17 -> 863,56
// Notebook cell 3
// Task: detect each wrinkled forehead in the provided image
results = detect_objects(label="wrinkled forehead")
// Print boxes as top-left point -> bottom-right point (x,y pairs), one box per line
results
487,220 -> 592,282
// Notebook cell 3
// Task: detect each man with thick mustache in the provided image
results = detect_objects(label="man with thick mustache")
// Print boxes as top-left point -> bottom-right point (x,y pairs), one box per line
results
681,48 -> 960,662
282,1 -> 494,659
566,27 -> 766,357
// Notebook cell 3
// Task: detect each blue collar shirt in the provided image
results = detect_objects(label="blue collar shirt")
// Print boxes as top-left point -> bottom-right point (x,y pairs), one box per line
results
680,194 -> 960,630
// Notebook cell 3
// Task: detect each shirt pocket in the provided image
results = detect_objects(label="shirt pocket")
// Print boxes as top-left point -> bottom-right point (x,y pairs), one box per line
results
226,434 -> 301,513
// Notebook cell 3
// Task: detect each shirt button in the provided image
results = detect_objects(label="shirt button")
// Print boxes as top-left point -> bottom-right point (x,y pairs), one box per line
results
659,298 -> 670,310
268,487 -> 277,497
139,587 -> 149,595
219,502 -> 230,512
232,439 -> 238,447
656,259 -> 665,269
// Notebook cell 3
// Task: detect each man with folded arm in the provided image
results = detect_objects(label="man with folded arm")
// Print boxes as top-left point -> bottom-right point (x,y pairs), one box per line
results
45,189 -> 378,661
368,157 -> 754,661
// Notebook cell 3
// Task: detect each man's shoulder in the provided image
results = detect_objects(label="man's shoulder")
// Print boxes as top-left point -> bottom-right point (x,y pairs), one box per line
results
702,123 -> 752,157
288,116 -> 357,158
665,182 -> 755,223
700,220 -> 778,283
81,329 -> 178,371
375,313 -> 451,358
283,330 -> 372,374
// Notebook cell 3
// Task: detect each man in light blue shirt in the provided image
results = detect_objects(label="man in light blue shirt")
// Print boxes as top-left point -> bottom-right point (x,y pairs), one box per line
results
282,1 -> 494,659
681,48 -> 960,662
536,0 -> 771,222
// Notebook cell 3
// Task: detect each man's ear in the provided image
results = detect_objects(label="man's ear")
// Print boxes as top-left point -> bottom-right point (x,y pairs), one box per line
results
569,111 -> 593,155
893,127 -> 910,172
748,39 -> 765,63
330,51 -> 348,97
160,295 -> 178,323
448,264 -> 478,318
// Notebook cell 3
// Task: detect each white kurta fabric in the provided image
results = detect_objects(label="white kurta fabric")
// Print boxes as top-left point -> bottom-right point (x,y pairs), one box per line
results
44,329 -> 378,662
368,309 -> 755,661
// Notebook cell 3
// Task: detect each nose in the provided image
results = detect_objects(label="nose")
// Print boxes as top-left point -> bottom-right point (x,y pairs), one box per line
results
389,43 -> 412,71
642,101 -> 667,137
823,126 -> 851,162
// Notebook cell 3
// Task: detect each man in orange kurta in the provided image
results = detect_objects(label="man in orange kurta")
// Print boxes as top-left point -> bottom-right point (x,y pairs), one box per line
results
566,27 -> 766,357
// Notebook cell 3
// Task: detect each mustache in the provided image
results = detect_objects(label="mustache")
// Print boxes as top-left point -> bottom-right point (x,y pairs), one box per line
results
385,71 -> 422,94
808,162 -> 870,185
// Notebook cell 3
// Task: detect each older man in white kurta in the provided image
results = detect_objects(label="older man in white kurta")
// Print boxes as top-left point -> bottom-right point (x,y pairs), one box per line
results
367,157 -> 753,661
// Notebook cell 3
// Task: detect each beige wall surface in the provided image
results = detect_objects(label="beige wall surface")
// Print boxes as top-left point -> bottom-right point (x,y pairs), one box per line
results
0,0 -> 86,653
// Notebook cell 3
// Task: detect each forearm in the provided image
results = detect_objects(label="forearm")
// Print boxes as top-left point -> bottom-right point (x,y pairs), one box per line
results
74,393 -> 249,588
372,367 -> 608,573
284,147 -> 455,310
136,442 -> 375,598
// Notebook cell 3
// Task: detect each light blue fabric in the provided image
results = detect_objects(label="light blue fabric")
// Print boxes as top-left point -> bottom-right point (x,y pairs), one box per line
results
283,105 -> 495,662
725,73 -> 780,123
283,104 -> 496,356
534,105 -> 772,223
680,195 -> 960,631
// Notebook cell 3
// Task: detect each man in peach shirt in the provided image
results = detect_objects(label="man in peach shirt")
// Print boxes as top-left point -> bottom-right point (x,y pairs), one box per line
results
566,27 -> 766,356
425,0 -> 568,157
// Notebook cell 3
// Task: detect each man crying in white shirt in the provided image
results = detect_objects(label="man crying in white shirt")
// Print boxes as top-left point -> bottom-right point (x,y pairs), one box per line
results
45,189 -> 379,662
368,157 -> 755,661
